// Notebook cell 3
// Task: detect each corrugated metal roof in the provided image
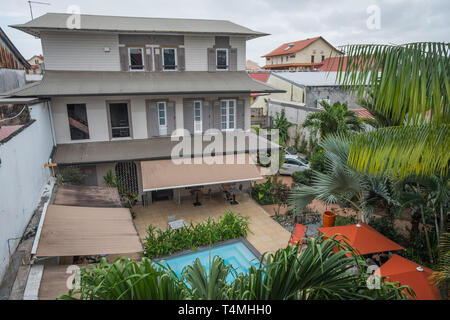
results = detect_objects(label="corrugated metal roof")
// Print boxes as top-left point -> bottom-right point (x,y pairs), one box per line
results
248,72 -> 270,83
11,13 -> 268,39
5,71 -> 283,97
353,108 -> 374,118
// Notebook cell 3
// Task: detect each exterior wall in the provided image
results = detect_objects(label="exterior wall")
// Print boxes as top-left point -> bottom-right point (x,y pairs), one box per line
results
51,93 -> 251,144
229,37 -> 246,71
0,69 -> 26,93
0,102 -> 54,283
184,35 -> 215,71
41,32 -> 121,71
305,86 -> 359,109
292,38 -> 340,64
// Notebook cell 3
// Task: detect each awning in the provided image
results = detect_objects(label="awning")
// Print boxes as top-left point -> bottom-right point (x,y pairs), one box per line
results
141,154 -> 262,191
34,205 -> 143,257
5,70 -> 284,97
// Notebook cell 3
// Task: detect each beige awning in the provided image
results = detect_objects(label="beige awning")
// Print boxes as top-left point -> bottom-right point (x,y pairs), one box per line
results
141,155 -> 262,191
35,205 -> 143,257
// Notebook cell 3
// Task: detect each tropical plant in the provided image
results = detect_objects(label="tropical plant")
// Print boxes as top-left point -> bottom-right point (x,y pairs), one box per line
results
357,92 -> 403,128
103,169 -> 119,188
292,170 -> 313,185
309,150 -> 326,172
336,42 -> 449,179
273,109 -> 292,144
432,231 -> 450,299
143,211 -> 249,259
56,166 -> 86,185
289,135 -> 398,222
60,236 -> 413,300
302,101 -> 364,140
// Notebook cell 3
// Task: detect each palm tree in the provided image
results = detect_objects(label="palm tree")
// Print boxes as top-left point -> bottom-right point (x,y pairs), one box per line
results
289,135 -> 398,222
273,109 -> 292,144
59,236 -> 412,300
302,101 -> 364,139
357,92 -> 403,128
336,42 -> 449,179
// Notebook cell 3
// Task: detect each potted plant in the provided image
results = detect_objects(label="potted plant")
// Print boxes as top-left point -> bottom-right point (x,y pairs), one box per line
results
323,210 -> 337,227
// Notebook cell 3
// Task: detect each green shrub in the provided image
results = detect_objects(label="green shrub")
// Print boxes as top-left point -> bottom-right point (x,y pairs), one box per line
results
292,170 -> 313,185
56,167 -> 86,185
143,211 -> 250,259
335,215 -> 358,226
310,151 -> 326,172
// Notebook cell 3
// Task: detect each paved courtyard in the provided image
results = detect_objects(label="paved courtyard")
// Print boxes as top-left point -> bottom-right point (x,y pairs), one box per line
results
132,192 -> 291,255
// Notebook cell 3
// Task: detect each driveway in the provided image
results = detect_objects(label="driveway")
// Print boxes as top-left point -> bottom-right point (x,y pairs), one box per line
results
132,193 -> 291,255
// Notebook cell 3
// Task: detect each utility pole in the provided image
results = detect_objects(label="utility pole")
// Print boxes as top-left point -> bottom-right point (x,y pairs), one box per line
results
28,1 -> 51,20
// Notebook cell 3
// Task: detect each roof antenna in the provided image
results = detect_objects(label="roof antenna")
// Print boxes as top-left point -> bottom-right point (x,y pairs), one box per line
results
28,1 -> 51,20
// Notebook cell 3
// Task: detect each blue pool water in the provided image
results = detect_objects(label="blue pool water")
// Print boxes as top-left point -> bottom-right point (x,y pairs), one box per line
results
157,241 -> 259,283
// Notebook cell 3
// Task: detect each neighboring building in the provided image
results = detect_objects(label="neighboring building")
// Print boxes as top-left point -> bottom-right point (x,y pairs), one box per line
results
262,36 -> 342,71
246,59 -> 261,71
27,55 -> 44,75
248,72 -> 270,127
0,27 -> 31,93
6,13 -> 281,203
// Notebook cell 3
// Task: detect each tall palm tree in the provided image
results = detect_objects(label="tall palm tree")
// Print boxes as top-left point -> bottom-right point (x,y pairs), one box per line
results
289,134 -> 397,222
336,42 -> 449,179
302,101 -> 364,139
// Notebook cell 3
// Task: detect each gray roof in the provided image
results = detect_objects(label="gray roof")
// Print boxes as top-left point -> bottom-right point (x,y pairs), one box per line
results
11,13 -> 268,39
272,71 -> 357,87
5,71 -> 283,97
53,133 -> 280,165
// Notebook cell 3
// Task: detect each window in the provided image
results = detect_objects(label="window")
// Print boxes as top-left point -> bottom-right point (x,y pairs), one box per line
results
311,55 -> 315,63
109,102 -> 130,138
128,47 -> 144,70
194,100 -> 202,132
286,56 -> 289,62
67,104 -> 89,140
220,99 -> 236,130
162,48 -> 177,70
216,48 -> 228,70
281,57 -> 284,63
157,102 -> 168,135
321,55 -> 325,62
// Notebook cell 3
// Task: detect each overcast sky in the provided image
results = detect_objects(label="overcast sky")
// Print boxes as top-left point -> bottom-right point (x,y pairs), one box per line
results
1,0 -> 449,65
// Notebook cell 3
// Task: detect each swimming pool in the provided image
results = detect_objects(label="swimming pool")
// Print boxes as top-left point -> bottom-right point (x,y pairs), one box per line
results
156,240 -> 260,283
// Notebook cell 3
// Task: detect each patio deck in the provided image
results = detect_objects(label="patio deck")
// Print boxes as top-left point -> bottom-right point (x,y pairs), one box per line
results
132,193 -> 291,255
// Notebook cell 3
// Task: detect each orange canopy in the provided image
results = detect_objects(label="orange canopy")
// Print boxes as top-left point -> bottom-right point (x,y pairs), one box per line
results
289,224 -> 306,245
375,254 -> 440,300
317,223 -> 404,256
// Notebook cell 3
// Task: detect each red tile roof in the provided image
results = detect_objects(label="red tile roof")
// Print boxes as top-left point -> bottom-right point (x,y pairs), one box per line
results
353,108 -> 374,118
0,125 -> 23,142
263,37 -> 321,57
317,56 -> 347,72
248,72 -> 270,83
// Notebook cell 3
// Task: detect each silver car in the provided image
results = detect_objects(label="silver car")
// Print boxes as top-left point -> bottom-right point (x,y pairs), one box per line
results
279,156 -> 310,175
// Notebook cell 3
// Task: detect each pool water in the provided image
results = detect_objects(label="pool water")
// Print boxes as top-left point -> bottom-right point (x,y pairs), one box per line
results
157,241 -> 259,283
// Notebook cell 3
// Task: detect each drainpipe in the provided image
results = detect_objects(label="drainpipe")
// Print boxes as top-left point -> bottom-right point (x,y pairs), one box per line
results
47,101 -> 56,147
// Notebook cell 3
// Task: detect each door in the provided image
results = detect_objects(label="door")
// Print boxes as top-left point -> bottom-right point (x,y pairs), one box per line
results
194,100 -> 202,133
157,102 -> 167,135
115,162 -> 139,195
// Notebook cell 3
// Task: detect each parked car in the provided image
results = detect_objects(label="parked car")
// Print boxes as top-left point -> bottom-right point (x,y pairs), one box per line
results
279,157 -> 310,175
283,148 -> 309,165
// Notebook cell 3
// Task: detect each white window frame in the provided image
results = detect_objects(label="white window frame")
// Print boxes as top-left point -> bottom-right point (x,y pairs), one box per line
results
193,100 -> 202,133
220,99 -> 236,131
128,47 -> 145,71
157,101 -> 168,135
216,48 -> 229,71
162,48 -> 177,71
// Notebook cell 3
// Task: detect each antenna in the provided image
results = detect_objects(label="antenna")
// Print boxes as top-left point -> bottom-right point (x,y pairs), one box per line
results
28,1 -> 51,20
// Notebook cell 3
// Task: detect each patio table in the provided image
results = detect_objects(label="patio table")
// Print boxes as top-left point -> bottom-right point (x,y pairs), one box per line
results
168,219 -> 186,230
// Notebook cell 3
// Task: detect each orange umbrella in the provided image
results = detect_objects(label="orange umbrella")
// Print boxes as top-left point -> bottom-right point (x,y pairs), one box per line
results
317,223 -> 404,256
375,254 -> 440,300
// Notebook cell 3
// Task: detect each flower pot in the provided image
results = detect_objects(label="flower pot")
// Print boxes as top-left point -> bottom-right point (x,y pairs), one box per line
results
323,210 -> 337,227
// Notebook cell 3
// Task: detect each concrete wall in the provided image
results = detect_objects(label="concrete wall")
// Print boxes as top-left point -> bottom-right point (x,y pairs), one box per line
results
0,69 -> 26,93
0,102 -> 54,283
51,93 -> 251,144
305,86 -> 359,109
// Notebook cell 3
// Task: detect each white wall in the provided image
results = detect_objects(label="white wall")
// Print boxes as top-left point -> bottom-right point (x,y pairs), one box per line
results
0,102 -> 54,283
41,32 -> 121,71
184,35 -> 215,71
229,37 -> 246,71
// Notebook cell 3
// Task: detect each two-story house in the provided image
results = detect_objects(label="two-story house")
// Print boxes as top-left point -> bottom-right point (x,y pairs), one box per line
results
6,13 -> 282,203
262,36 -> 342,71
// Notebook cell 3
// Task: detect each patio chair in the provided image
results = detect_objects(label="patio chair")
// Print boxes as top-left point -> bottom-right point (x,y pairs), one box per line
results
289,224 -> 306,246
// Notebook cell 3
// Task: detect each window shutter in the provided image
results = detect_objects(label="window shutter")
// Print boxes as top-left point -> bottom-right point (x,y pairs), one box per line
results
183,100 -> 194,134
207,48 -> 216,72
145,48 -> 153,72
202,100 -> 211,131
236,99 -> 245,129
177,47 -> 185,71
212,100 -> 221,129
119,47 -> 129,71
229,48 -> 238,71
147,101 -> 159,137
154,47 -> 162,72
167,101 -> 176,135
